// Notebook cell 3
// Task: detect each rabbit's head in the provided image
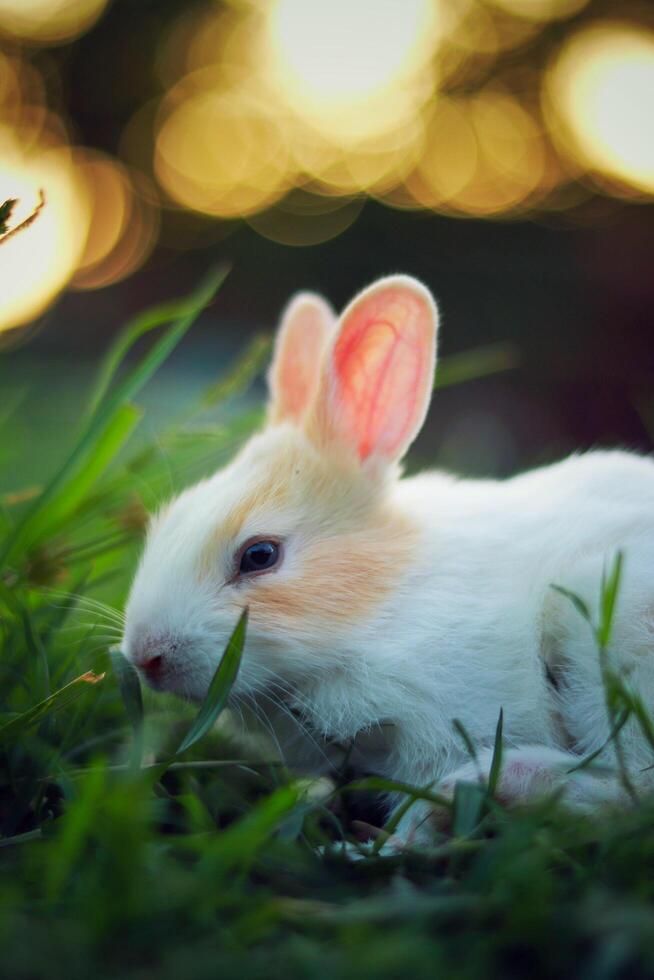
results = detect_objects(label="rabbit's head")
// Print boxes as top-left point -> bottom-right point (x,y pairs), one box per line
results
123,276 -> 438,708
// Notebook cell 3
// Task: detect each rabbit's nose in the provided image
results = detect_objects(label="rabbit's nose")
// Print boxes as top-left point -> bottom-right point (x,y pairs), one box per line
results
129,633 -> 173,675
139,653 -> 163,677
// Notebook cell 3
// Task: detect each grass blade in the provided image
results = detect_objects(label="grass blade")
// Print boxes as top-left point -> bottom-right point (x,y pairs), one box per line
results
618,690 -> 654,756
0,828 -> 42,847
209,785 -> 301,873
0,671 -> 105,743
598,551 -> 623,649
372,789 -> 429,853
103,265 -> 229,418
200,333 -> 271,409
567,708 -> 630,773
344,776 -> 451,810
452,782 -> 487,837
550,584 -> 592,627
25,403 -> 142,542
44,763 -> 106,899
0,265 -> 229,566
86,301 -> 203,418
453,719 -> 481,770
435,342 -> 518,389
487,707 -> 504,796
176,608 -> 247,755
110,648 -> 144,769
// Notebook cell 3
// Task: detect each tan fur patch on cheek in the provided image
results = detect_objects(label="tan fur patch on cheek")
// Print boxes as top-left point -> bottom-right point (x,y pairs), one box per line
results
250,516 -> 418,629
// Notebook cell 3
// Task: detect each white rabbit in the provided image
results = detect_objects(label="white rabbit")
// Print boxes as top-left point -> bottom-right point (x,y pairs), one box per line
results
123,275 -> 654,842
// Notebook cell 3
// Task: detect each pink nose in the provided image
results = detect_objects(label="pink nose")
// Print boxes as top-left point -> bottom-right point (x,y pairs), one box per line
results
130,634 -> 170,675
139,654 -> 163,676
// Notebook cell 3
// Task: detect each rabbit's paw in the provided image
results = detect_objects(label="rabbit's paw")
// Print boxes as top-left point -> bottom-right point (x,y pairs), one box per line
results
389,801 -> 440,847
439,745 -> 622,811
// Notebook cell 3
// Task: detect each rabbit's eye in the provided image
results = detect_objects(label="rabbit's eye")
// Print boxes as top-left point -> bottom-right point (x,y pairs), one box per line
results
238,539 -> 281,576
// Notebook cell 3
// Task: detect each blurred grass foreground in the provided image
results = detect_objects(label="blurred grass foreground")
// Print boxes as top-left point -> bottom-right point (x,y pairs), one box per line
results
2,271 -> 654,980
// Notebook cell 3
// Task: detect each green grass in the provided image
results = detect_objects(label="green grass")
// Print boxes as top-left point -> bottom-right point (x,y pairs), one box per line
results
2,275 -> 654,980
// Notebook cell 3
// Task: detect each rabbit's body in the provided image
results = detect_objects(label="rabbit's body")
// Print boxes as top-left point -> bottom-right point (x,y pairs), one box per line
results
257,448 -> 654,834
123,276 -> 654,841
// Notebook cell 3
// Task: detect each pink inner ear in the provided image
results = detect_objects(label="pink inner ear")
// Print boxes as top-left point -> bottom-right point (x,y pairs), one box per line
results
333,287 -> 433,461
273,303 -> 330,422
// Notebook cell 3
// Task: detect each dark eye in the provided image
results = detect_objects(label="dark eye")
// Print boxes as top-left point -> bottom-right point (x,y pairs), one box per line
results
238,539 -> 281,576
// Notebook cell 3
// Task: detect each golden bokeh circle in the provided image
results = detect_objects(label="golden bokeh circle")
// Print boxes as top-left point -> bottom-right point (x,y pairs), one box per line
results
155,84 -> 292,218
486,0 -> 590,24
0,130 -> 91,333
264,0 -> 440,146
545,21 -> 654,197
0,0 -> 110,45
72,152 -> 160,290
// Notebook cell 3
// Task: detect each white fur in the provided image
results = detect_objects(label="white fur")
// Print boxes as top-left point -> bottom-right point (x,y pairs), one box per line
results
123,275 -> 654,840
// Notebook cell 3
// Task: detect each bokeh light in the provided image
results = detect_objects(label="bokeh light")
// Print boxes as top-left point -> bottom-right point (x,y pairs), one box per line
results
264,0 -> 439,145
405,98 -> 479,209
0,0 -> 110,44
246,191 -> 364,246
0,52 -> 22,119
144,1 -> 654,243
546,22 -> 654,196
1,0 -> 653,332
0,129 -> 90,333
72,152 -> 159,290
459,88 -> 546,214
155,79 -> 291,218
73,153 -> 130,278
310,116 -> 426,197
448,2 -> 538,60
486,0 -> 590,23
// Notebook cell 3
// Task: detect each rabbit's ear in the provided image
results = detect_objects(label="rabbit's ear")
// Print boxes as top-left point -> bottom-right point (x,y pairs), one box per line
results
311,276 -> 437,469
267,292 -> 335,424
